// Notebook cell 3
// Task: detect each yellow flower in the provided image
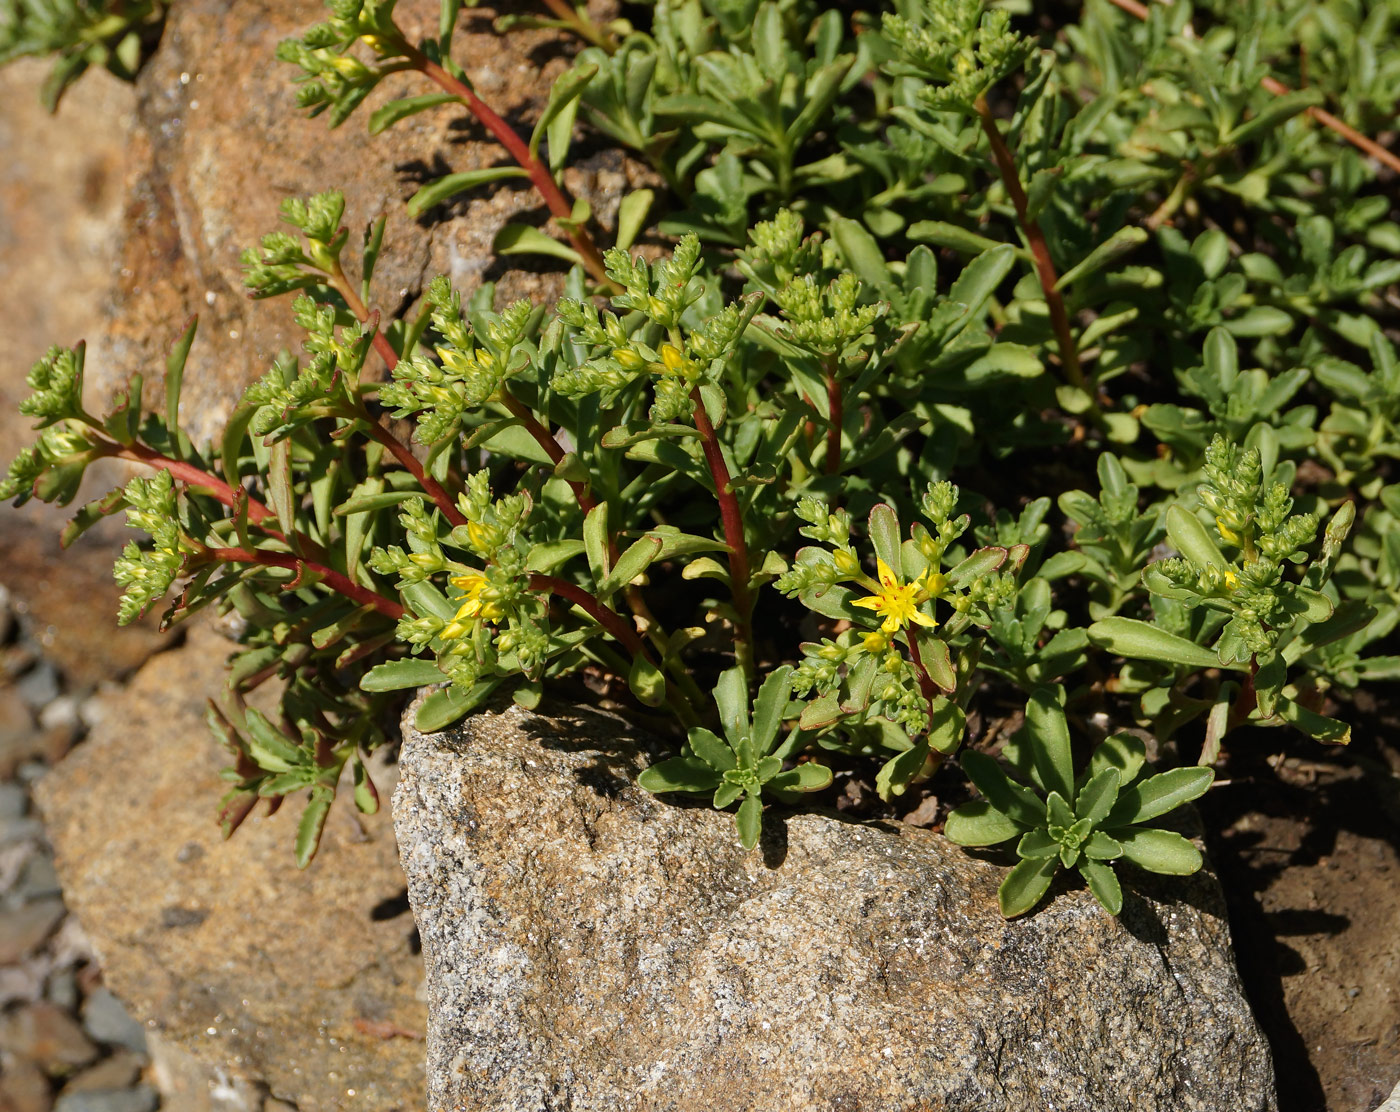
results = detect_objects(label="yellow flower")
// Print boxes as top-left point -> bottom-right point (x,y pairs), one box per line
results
465,520 -> 499,552
441,572 -> 504,640
851,559 -> 937,634
1216,518 -> 1242,547
654,343 -> 695,380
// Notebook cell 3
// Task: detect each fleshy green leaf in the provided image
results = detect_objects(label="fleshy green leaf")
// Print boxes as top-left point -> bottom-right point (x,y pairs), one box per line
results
998,855 -> 1058,918
944,800 -> 1022,846
1088,617 -> 1230,671
639,757 -> 724,794
1116,828 -> 1203,875
736,792 -> 763,849
1108,767 -> 1214,826
1078,858 -> 1123,913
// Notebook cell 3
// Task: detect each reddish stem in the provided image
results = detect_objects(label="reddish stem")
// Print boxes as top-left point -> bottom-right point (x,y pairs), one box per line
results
498,389 -> 596,511
322,273 -> 469,528
111,442 -> 274,524
690,386 -> 754,671
538,0 -> 618,52
330,270 -> 401,373
209,547 -> 405,619
975,96 -> 1087,393
398,42 -> 612,286
359,420 -> 468,528
529,573 -> 645,657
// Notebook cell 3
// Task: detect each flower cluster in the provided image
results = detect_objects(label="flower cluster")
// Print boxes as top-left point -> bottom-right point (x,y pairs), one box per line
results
883,0 -> 1034,113
379,282 -> 536,446
553,237 -> 758,421
113,471 -> 185,626
370,475 -> 547,689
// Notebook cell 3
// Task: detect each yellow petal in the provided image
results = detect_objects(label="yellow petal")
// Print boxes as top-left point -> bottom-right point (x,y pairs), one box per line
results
910,609 -> 937,628
876,559 -> 898,589
851,594 -> 883,611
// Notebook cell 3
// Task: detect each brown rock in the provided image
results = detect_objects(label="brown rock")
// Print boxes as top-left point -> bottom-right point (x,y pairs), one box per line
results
0,62 -> 166,694
396,699 -> 1278,1112
58,1051 -> 144,1094
0,1002 -> 98,1074
98,0 -> 625,445
34,623 -> 423,1112
144,1033 -> 261,1112
0,63 -> 167,690
0,900 -> 66,965
0,1052 -> 52,1112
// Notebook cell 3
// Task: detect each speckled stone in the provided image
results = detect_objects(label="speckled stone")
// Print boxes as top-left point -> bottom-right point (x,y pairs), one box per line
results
35,625 -> 425,1112
395,699 -> 1279,1112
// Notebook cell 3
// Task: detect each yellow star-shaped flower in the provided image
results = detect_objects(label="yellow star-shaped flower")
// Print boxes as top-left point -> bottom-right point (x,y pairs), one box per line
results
441,572 -> 504,640
851,559 -> 937,634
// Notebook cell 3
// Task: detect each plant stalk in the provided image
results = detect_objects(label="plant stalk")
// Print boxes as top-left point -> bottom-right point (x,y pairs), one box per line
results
397,40 -> 613,286
109,442 -> 273,524
498,388 -> 596,511
974,94 -> 1087,395
824,359 -> 843,475
209,546 -> 405,619
690,386 -> 755,679
539,0 -> 618,53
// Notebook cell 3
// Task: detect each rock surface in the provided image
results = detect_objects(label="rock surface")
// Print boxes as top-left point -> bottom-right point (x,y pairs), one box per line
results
396,699 -> 1279,1112
0,61 -> 167,689
35,624 -> 425,1112
98,0 -> 634,444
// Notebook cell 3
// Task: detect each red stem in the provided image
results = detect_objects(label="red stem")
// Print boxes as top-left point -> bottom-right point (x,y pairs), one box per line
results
360,420 -> 468,528
974,96 -> 1087,393
331,270 -> 401,373
209,547 -> 405,619
689,386 -> 754,659
529,573 -> 645,656
112,442 -> 274,524
398,42 -> 612,286
323,270 -> 469,528
498,389 -> 596,511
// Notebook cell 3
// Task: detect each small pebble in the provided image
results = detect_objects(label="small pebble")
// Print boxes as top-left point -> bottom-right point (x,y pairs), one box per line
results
0,1052 -> 51,1112
15,663 -> 60,713
0,781 -> 28,819
0,642 -> 38,681
53,1086 -> 159,1112
38,695 -> 82,734
0,1000 -> 99,1070
0,963 -> 47,1009
60,1049 -> 145,1094
0,899 -> 66,964
20,854 -> 63,901
82,989 -> 149,1055
0,816 -> 45,846
47,968 -> 79,1011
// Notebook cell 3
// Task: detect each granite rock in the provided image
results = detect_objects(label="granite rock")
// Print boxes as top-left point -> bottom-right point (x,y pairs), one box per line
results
395,699 -> 1279,1112
35,625 -> 424,1112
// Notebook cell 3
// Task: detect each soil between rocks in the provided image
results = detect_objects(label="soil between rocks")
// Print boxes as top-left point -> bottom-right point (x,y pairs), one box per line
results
1202,721 -> 1400,1112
